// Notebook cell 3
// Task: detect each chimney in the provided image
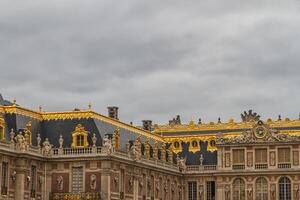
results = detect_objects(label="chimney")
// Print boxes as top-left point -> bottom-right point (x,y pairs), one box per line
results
107,106 -> 119,120
142,120 -> 152,131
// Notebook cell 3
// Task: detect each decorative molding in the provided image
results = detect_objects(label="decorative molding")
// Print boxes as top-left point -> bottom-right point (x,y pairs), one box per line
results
216,121 -> 300,145
1,105 -> 163,142
71,124 -> 89,148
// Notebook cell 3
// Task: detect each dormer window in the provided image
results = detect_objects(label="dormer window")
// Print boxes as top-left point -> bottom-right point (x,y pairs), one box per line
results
71,124 -> 89,148
76,135 -> 84,146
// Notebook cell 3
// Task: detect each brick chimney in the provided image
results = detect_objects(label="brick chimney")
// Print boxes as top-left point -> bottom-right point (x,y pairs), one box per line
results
107,106 -> 119,120
142,120 -> 152,131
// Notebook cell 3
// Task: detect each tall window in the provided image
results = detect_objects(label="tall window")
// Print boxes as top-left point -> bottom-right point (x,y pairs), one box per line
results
255,177 -> 268,200
255,149 -> 267,163
1,162 -> 8,195
188,182 -> 197,200
233,149 -> 245,164
279,177 -> 291,200
30,166 -> 37,198
72,166 -> 83,192
76,135 -> 84,146
206,181 -> 215,200
278,148 -> 291,163
233,178 -> 245,200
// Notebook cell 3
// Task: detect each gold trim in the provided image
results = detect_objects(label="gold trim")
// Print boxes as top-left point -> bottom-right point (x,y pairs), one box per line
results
154,119 -> 300,134
0,115 -> 5,141
1,105 -> 163,142
71,124 -> 89,148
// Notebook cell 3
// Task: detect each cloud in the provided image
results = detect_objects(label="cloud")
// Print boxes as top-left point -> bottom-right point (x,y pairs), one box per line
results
1,0 -> 300,125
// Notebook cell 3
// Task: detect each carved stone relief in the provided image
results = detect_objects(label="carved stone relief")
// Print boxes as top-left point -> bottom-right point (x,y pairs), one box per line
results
293,151 -> 299,166
225,153 -> 230,167
247,152 -> 253,167
270,152 -> 276,166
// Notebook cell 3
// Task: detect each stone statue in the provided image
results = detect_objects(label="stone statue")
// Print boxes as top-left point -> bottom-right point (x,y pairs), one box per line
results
10,129 -> 15,144
15,133 -> 26,152
102,135 -> 112,155
295,184 -> 299,199
90,174 -> 96,190
42,138 -> 52,156
247,184 -> 253,200
270,184 -> 276,200
59,134 -> 63,148
57,176 -> 63,191
92,133 -> 97,147
37,134 -> 41,149
130,143 -> 141,161
225,185 -> 230,200
177,157 -> 187,172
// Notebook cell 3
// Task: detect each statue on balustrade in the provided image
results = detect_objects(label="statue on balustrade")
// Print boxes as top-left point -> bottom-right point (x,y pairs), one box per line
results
15,133 -> 26,152
102,135 -> 113,155
177,157 -> 187,172
42,138 -> 52,156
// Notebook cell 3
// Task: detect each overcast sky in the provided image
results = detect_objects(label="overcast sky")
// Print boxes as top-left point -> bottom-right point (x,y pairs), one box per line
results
1,0 -> 300,125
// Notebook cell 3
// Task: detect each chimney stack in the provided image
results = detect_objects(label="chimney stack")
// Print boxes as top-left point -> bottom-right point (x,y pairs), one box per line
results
107,106 -> 119,120
142,120 -> 152,131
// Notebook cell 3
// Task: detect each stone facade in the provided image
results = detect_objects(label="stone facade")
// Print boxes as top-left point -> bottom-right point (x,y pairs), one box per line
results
0,99 -> 299,200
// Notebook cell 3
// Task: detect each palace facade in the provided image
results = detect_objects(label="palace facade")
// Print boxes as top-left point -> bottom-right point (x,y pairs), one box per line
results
0,94 -> 299,200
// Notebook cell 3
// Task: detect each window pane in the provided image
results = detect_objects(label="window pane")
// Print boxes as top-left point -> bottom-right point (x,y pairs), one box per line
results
255,149 -> 267,163
256,178 -> 268,200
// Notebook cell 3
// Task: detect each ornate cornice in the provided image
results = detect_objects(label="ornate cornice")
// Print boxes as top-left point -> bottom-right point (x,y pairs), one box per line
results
1,105 -> 163,142
154,118 -> 300,134
3,105 -> 42,120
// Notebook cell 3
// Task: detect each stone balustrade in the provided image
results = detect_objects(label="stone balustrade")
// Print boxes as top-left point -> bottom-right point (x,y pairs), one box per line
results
186,165 -> 217,173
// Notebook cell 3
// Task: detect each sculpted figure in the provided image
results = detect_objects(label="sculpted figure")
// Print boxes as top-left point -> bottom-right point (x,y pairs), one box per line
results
247,185 -> 253,200
42,138 -> 52,156
57,176 -> 63,191
102,135 -> 112,155
15,133 -> 26,152
90,174 -> 96,190
294,184 -> 299,199
177,157 -> 187,171
270,184 -> 276,200
130,142 -> 141,161
225,185 -> 230,200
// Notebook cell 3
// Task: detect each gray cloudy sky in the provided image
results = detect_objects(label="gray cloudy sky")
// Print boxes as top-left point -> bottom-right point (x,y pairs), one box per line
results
1,0 -> 300,125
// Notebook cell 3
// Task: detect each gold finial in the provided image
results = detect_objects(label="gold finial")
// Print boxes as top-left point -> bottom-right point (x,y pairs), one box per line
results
39,106 -> 42,112
88,102 -> 92,110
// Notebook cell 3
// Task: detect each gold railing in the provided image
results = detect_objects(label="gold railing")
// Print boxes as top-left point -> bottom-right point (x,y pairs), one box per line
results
50,192 -> 102,200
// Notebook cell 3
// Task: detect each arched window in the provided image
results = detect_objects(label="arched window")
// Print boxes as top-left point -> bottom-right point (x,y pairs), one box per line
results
256,177 -> 268,200
279,177 -> 291,200
233,178 -> 245,200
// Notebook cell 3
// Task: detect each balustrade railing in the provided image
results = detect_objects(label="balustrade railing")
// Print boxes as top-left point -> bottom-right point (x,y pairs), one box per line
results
186,165 -> 217,172
50,192 -> 102,200
255,163 -> 268,169
232,164 -> 245,170
278,163 -> 291,169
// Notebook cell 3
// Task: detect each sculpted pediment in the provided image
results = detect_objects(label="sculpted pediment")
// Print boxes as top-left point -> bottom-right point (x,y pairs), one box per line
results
216,120 -> 300,145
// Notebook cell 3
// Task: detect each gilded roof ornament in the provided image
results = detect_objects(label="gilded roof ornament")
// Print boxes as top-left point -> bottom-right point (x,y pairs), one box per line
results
241,110 -> 260,122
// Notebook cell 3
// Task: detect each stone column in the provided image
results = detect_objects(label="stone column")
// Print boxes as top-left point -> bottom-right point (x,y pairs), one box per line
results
15,158 -> 26,200
101,161 -> 111,200
44,163 -> 52,200
217,184 -> 225,200
133,177 -> 139,200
